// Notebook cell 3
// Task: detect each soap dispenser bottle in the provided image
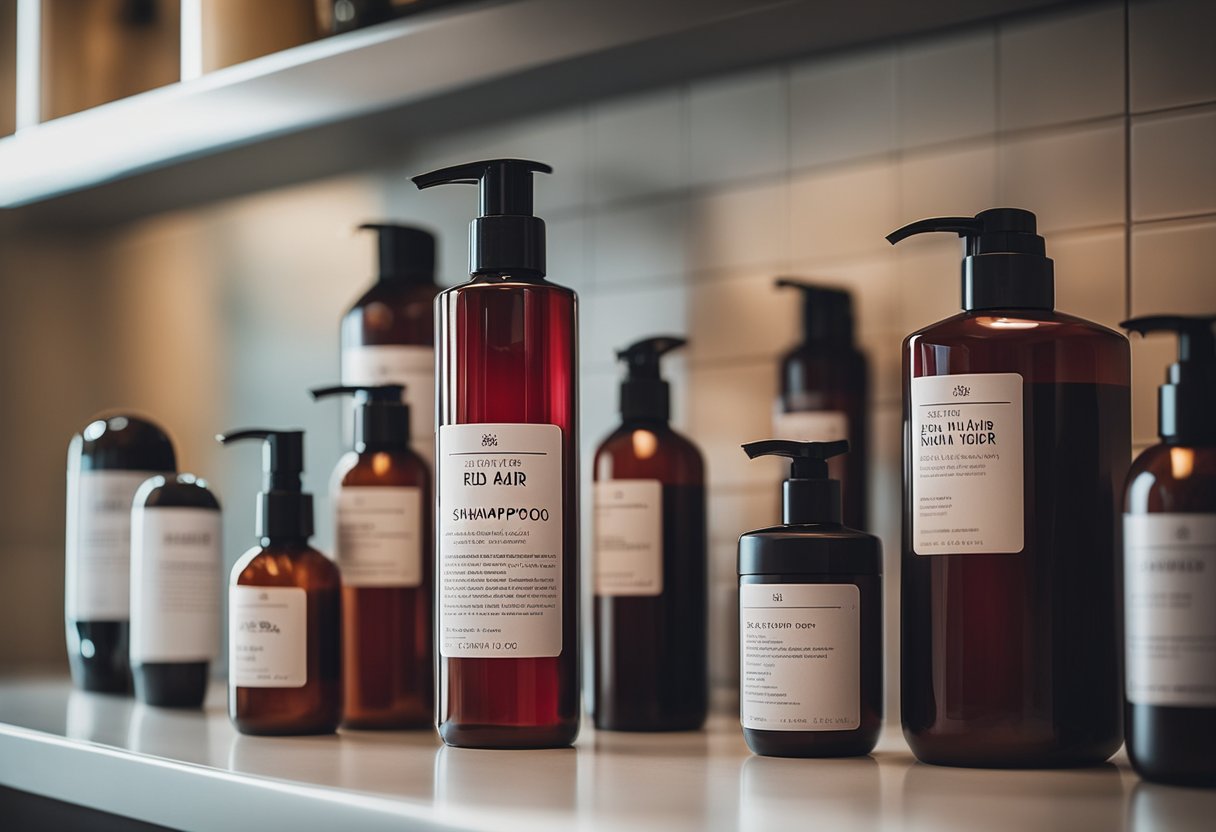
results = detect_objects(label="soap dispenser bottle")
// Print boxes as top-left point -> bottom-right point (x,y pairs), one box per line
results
217,429 -> 341,735
311,384 -> 433,729
773,280 -> 869,530
888,208 -> 1130,767
592,336 -> 707,732
1121,315 -> 1216,787
414,159 -> 579,749
737,440 -> 882,758
341,223 -> 439,465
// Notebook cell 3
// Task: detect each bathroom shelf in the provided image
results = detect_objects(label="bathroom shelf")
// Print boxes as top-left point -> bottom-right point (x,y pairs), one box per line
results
0,0 -> 1071,227
1,675 -> 1208,831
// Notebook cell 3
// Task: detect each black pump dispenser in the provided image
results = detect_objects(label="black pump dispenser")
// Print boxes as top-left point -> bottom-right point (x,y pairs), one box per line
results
1122,315 -> 1216,444
411,159 -> 552,278
776,279 -> 854,345
311,384 -> 410,452
743,439 -> 849,525
617,336 -> 685,422
217,429 -> 313,541
358,223 -> 435,284
886,208 -> 1054,312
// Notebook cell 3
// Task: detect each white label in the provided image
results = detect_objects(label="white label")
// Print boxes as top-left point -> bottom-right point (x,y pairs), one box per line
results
229,586 -> 307,688
740,583 -> 860,731
438,423 -> 563,658
594,480 -> 663,596
343,345 -> 435,464
1125,513 -> 1216,707
65,470 -> 159,620
910,372 -> 1024,555
335,486 -> 424,587
130,508 -> 221,662
773,409 -> 849,443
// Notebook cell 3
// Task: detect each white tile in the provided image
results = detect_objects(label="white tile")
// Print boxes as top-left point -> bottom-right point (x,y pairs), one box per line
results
790,47 -> 897,169
895,236 -> 965,336
686,181 -> 789,272
688,68 -> 787,187
548,216 -> 587,292
998,121 -> 1126,232
1129,335 -> 1175,446
899,140 -> 998,224
790,160 -> 898,261
1130,0 -> 1216,112
686,361 -> 784,488
998,2 -> 1126,131
590,89 -> 685,204
687,270 -> 800,366
581,283 -> 691,372
1132,107 -> 1216,221
1131,217 -> 1216,315
588,197 -> 687,287
1050,226 -> 1127,328
898,27 -> 997,148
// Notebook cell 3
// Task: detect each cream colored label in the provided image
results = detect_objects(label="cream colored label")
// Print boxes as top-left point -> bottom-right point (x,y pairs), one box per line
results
229,586 -> 307,688
911,372 -> 1024,555
438,423 -> 563,658
336,486 -> 424,587
773,409 -> 848,443
594,480 -> 663,596
1125,513 -> 1216,707
741,583 -> 861,731
342,345 -> 435,464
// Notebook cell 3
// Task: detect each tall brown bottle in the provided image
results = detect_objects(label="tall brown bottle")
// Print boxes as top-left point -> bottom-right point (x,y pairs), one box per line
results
219,429 -> 341,736
890,209 -> 1129,767
593,336 -> 707,731
312,384 -> 433,729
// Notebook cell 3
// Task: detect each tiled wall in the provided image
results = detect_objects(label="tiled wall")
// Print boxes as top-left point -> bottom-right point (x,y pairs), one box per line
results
3,1 -> 1215,713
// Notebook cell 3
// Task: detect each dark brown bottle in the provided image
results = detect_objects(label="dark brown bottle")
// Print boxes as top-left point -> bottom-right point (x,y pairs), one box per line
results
593,337 -> 707,731
774,281 -> 869,531
312,384 -> 433,729
66,414 -> 177,694
1122,315 -> 1216,788
219,429 -> 341,736
890,209 -> 1130,767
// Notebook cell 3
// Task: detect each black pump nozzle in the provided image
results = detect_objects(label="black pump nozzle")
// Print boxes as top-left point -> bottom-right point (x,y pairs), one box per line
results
775,279 -> 855,346
616,336 -> 685,422
887,208 -> 1054,312
311,384 -> 410,452
358,223 -> 435,284
412,158 -> 552,278
742,439 -> 850,525
1122,315 -> 1216,444
217,428 -> 313,541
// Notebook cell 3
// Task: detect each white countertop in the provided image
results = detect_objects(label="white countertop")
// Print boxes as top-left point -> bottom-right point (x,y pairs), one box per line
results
0,675 -> 1211,831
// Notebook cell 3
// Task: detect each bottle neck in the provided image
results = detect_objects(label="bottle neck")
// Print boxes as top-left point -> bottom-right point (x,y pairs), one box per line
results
782,479 -> 842,525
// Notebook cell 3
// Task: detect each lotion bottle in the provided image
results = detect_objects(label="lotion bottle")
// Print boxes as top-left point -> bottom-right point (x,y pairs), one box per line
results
414,158 -> 579,749
592,336 -> 707,731
218,429 -> 341,735
1122,314 -> 1216,788
311,384 -> 433,729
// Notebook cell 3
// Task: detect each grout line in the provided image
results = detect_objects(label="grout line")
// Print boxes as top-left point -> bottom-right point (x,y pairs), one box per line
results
1129,210 -> 1216,228
1123,0 -> 1133,320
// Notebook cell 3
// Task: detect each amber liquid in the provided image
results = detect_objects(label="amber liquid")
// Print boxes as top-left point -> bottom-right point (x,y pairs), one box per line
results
902,311 -> 1130,767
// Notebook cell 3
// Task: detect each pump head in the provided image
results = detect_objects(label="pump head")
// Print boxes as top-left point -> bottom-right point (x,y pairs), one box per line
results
887,208 -> 1054,312
1122,315 -> 1216,444
615,336 -> 685,422
742,439 -> 850,525
775,279 -> 855,346
311,384 -> 410,452
217,428 -> 313,541
357,223 -> 435,284
412,158 -> 552,278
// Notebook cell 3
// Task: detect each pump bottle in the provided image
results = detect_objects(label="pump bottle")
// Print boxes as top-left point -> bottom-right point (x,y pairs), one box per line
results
341,223 -> 439,465
218,429 -> 341,735
773,280 -> 869,530
311,384 -> 433,729
592,336 -> 707,731
414,158 -> 579,748
737,440 -> 882,758
889,208 -> 1130,767
1121,315 -> 1216,787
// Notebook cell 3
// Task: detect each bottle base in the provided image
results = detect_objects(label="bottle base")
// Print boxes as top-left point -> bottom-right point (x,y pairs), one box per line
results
232,718 -> 340,737
743,727 -> 879,758
133,662 -> 209,708
67,620 -> 131,694
342,711 -> 434,731
439,719 -> 579,749
904,727 -> 1122,769
1128,704 -> 1216,787
593,711 -> 707,733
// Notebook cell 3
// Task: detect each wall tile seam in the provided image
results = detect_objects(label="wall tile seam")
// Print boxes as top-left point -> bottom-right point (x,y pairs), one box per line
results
1130,211 -> 1216,230
1129,98 -> 1216,122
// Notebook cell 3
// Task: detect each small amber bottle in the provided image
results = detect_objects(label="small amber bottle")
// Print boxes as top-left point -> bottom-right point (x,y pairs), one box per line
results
218,429 -> 341,736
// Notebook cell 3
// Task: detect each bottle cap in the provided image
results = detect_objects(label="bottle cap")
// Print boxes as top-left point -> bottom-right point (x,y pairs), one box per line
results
775,279 -> 855,346
887,208 -> 1054,312
358,223 -> 436,284
1122,315 -> 1216,444
216,429 -> 313,541
742,439 -> 849,525
616,336 -> 686,422
311,384 -> 410,452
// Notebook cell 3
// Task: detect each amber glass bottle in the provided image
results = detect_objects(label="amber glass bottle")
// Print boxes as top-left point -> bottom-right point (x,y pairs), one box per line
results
891,209 -> 1129,767
219,429 -> 341,736
312,384 -> 433,729
593,336 -> 707,731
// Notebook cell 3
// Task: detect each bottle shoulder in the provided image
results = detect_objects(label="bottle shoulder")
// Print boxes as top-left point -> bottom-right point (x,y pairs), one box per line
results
231,544 -> 339,588
337,449 -> 430,488
594,423 -> 705,483
907,310 -> 1127,346
1126,443 -> 1216,513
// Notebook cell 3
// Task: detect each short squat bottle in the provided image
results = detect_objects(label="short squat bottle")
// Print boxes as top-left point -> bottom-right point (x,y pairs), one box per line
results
738,440 -> 882,758
218,429 -> 341,735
